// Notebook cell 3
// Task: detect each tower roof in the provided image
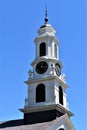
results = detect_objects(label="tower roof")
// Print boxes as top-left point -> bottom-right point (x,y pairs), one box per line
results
38,7 -> 56,36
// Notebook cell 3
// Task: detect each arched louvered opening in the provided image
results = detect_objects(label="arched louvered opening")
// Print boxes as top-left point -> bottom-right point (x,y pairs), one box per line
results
55,44 -> 57,58
40,42 -> 46,56
36,84 -> 45,103
59,86 -> 63,105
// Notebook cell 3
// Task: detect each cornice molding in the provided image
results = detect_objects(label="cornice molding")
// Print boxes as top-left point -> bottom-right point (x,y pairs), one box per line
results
19,104 -> 73,117
31,57 -> 62,66
25,75 -> 68,88
34,35 -> 59,44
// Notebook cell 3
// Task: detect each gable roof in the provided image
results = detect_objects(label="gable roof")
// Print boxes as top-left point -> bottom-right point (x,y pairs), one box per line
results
46,114 -> 75,130
0,119 -> 53,130
0,114 -> 75,130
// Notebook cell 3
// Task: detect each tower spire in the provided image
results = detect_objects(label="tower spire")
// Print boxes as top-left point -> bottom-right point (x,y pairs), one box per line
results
44,6 -> 48,24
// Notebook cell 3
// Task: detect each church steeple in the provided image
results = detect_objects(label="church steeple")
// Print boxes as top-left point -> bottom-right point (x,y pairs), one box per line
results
19,10 -> 74,128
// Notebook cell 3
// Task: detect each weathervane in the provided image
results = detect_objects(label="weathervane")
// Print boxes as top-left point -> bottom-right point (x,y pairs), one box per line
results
44,6 -> 48,24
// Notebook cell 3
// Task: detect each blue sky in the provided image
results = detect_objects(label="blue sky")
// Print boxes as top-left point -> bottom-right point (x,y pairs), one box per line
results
0,0 -> 86,130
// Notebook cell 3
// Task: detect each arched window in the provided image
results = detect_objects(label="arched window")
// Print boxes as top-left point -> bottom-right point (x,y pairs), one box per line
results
55,44 -> 57,58
59,128 -> 65,130
40,42 -> 46,56
36,84 -> 45,103
59,86 -> 63,105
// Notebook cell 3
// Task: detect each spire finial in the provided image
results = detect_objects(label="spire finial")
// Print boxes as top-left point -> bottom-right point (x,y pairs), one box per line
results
44,6 -> 48,24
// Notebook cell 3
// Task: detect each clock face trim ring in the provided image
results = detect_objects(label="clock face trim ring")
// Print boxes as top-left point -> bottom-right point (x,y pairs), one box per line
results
36,61 -> 48,74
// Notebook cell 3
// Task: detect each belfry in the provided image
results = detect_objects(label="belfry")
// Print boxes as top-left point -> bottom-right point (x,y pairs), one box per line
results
19,9 -> 75,130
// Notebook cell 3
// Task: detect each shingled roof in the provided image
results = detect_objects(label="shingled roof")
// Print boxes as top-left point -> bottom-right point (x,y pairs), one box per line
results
0,119 -> 54,130
0,114 -> 75,130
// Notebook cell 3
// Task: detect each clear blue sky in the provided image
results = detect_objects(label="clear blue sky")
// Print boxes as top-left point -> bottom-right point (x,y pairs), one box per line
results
0,0 -> 86,130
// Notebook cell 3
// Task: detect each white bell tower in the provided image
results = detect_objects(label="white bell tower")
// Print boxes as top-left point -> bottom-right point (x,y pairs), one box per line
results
20,9 -> 74,125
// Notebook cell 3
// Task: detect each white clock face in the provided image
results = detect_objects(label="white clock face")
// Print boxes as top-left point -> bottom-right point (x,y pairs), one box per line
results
55,63 -> 61,76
